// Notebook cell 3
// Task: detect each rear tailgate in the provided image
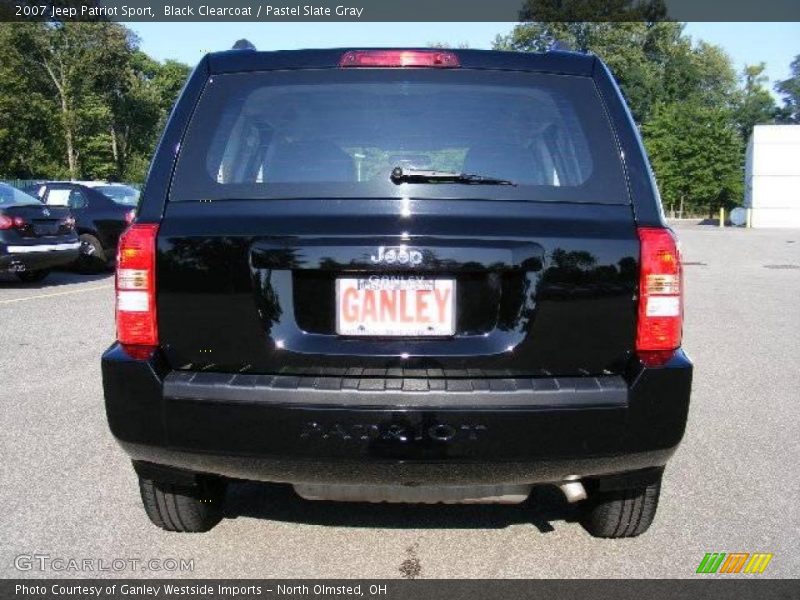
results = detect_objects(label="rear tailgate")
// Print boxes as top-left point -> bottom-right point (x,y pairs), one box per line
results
156,64 -> 637,377
157,199 -> 636,376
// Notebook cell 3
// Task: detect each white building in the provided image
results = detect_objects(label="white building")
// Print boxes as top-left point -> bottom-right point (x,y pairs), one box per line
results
744,124 -> 800,228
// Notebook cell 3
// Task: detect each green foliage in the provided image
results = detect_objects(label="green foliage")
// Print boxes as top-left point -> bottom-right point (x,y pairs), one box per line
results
517,0 -> 668,22
775,55 -> 800,123
643,101 -> 743,214
0,24 -> 65,178
733,63 -> 778,140
0,22 -> 190,182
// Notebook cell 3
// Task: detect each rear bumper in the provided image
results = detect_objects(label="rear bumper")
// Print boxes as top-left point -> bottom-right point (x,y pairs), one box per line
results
102,344 -> 692,485
0,241 -> 80,272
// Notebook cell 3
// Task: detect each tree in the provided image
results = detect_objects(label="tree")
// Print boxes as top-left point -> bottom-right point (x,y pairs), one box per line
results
775,55 -> 800,123
493,22 -> 737,123
0,22 -> 190,181
100,52 -> 190,181
152,59 -> 191,117
517,0 -> 667,23
117,56 -> 190,181
496,22 -> 666,121
643,101 -> 743,215
0,24 -> 64,178
100,51 -> 160,180
10,23 -> 136,179
733,63 -> 777,141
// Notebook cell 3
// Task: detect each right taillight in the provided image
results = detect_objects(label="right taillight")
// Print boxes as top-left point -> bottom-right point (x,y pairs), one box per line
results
636,227 -> 683,360
116,223 -> 159,353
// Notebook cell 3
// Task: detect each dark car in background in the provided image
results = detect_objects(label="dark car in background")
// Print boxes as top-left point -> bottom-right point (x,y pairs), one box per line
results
25,181 -> 137,272
102,48 -> 692,538
85,182 -> 140,208
0,182 -> 79,283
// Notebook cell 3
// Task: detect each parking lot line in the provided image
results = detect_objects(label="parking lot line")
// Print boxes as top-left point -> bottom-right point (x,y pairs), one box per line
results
0,284 -> 112,305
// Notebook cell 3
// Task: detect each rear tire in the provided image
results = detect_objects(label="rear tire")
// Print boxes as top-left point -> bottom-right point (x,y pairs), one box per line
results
15,269 -> 50,283
75,234 -> 108,273
580,477 -> 661,538
138,475 -> 227,533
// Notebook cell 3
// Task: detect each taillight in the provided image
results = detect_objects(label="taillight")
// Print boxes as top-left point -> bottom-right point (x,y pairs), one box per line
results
339,50 -> 460,68
0,215 -> 26,229
116,223 -> 159,353
636,227 -> 683,363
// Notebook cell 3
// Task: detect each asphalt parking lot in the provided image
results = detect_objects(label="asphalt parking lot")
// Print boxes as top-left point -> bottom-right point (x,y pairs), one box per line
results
1,224 -> 798,579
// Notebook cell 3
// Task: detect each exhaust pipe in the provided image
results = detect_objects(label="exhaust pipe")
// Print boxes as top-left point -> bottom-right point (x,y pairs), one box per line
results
559,476 -> 587,503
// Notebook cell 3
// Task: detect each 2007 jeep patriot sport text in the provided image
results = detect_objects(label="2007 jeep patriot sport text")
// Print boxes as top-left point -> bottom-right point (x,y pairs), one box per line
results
102,48 -> 692,537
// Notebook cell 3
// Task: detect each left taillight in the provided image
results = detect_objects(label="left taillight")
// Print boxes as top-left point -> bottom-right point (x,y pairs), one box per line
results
116,223 -> 159,353
636,227 -> 683,363
0,215 -> 27,229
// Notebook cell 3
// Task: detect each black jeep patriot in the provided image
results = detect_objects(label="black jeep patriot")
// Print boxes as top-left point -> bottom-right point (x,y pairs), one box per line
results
102,48 -> 692,537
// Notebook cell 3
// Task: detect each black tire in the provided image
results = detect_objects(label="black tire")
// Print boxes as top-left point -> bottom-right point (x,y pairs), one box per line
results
580,477 -> 661,538
15,269 -> 50,283
75,233 -> 108,273
138,475 -> 227,533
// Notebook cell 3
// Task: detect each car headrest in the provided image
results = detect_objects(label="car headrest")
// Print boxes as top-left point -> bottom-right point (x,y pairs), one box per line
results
463,143 -> 548,185
264,141 -> 355,183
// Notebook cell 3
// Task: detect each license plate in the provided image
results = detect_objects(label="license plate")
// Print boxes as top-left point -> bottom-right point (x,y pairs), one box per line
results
336,276 -> 455,336
34,223 -> 58,236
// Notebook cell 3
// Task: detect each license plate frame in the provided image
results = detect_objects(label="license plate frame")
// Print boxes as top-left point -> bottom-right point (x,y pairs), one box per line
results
335,276 -> 456,337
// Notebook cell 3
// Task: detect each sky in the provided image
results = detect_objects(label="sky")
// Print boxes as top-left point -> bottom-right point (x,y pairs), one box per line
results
130,22 -> 799,97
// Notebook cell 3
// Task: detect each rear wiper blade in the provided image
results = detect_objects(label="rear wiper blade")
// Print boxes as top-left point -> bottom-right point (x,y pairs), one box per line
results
390,167 -> 516,186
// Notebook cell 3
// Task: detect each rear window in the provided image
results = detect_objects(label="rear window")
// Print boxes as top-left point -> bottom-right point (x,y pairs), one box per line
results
171,69 -> 627,204
0,183 -> 42,207
95,185 -> 140,206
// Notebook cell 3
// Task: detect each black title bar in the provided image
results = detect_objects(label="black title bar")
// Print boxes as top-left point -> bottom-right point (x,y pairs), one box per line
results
2,0 -> 800,22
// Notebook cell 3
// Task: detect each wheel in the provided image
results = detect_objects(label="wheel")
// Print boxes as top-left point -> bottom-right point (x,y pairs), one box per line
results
75,233 -> 108,273
579,477 -> 661,538
16,269 -> 50,283
138,475 -> 227,533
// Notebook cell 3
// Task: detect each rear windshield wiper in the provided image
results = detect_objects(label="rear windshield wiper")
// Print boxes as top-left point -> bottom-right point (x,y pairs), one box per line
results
390,167 -> 516,186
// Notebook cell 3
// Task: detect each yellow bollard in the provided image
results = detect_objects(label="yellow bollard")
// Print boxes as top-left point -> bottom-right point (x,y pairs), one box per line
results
719,207 -> 725,228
